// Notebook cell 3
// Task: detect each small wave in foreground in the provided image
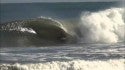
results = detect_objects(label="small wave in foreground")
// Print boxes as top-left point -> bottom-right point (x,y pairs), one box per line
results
0,59 -> 124,70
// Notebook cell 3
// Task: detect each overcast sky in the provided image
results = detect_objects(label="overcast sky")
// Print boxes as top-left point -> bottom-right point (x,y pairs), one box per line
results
0,0 -> 123,3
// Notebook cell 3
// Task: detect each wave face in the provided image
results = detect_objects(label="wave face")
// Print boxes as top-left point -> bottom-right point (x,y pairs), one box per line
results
0,17 -> 76,47
0,59 -> 124,70
79,8 -> 125,43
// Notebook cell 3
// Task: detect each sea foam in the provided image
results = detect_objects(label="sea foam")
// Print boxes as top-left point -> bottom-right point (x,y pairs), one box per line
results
79,8 -> 125,43
0,59 -> 124,70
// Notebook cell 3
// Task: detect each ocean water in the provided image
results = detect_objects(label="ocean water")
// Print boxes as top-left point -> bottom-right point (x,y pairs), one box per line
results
0,2 -> 125,70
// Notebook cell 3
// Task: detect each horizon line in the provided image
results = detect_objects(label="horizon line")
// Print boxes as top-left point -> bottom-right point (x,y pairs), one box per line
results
0,1 -> 121,4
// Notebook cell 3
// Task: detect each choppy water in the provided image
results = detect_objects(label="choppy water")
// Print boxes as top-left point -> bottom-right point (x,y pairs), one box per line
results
0,43 -> 125,63
0,43 -> 125,70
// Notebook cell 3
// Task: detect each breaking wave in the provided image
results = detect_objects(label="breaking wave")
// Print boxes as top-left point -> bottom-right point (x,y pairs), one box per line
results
0,7 -> 125,46
0,59 -> 124,70
0,17 -> 67,34
0,17 -> 76,47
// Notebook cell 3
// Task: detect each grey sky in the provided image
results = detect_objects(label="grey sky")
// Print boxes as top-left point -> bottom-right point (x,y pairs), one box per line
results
0,0 -> 123,3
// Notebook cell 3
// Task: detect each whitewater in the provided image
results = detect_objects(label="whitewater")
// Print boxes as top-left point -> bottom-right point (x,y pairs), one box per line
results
79,8 -> 125,43
0,59 -> 124,70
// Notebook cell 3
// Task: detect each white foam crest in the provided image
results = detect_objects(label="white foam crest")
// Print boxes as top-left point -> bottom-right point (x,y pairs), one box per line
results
0,59 -> 124,70
80,8 -> 125,43
1,22 -> 37,34
20,27 -> 36,34
8,27 -> 37,34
